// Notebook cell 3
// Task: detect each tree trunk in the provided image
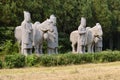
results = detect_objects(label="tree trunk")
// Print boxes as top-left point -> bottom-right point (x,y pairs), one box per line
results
109,37 -> 113,50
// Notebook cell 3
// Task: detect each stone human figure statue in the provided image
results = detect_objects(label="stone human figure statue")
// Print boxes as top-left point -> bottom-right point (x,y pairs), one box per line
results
21,11 -> 33,56
47,14 -> 58,54
77,17 -> 86,53
94,37 -> 103,52
94,23 -> 103,52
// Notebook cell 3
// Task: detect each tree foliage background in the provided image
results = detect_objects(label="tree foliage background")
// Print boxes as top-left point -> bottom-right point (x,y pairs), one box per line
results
0,0 -> 120,53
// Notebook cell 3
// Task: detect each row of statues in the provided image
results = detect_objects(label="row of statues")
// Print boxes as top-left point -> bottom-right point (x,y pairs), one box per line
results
15,11 -> 58,56
70,17 -> 103,53
15,11 -> 103,56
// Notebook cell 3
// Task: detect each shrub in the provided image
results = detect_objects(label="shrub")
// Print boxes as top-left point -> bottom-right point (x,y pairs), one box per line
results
80,53 -> 94,63
92,53 -> 103,63
39,51 -> 120,66
1,51 -> 120,68
39,54 -> 58,66
57,53 -> 82,65
114,52 -> 120,61
2,40 -> 13,54
39,53 -> 84,66
1,40 -> 19,55
39,53 -> 94,66
56,54 -> 73,65
26,54 -> 40,66
4,54 -> 25,68
102,52 -> 120,62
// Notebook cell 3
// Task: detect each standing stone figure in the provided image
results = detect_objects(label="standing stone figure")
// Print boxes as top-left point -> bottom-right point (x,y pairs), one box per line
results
77,17 -> 86,53
21,11 -> 33,56
94,23 -> 103,52
47,14 -> 58,54
94,37 -> 103,52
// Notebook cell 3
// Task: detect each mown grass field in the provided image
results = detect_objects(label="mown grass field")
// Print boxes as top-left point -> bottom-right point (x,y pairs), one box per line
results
0,61 -> 120,80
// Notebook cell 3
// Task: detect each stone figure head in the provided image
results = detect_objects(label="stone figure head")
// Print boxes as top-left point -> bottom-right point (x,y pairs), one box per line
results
50,14 -> 56,25
80,17 -> 86,27
24,11 -> 31,22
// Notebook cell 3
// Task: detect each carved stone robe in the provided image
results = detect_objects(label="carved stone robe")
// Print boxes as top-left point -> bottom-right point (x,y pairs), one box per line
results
21,21 -> 33,49
78,25 -> 86,46
47,23 -> 58,49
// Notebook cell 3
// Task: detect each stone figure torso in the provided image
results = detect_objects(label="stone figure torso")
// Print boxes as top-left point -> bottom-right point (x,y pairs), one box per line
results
47,22 -> 58,49
21,21 -> 33,49
78,25 -> 86,46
